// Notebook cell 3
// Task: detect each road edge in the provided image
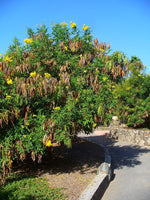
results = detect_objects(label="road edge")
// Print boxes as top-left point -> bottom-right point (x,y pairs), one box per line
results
78,137 -> 111,200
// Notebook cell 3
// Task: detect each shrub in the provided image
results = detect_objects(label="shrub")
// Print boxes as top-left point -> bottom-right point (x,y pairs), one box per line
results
0,22 -> 128,182
113,57 -> 150,127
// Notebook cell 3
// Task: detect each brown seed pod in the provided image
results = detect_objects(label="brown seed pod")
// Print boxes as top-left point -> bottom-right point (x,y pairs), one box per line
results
31,151 -> 36,162
20,153 -> 26,162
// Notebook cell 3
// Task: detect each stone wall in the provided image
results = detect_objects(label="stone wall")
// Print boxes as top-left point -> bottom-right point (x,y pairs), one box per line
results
110,128 -> 150,146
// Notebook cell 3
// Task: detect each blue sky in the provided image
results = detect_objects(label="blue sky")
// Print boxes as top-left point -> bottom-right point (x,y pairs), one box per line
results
1,0 -> 150,73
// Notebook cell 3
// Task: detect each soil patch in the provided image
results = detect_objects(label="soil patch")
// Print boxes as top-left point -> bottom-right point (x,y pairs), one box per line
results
41,138 -> 105,200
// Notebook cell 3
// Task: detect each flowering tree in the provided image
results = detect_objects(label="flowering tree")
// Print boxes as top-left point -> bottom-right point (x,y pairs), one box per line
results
0,22 -> 129,183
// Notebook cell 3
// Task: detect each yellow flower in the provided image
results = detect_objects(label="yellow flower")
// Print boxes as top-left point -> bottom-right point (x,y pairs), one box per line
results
138,74 -> 141,77
6,78 -> 13,84
84,70 -> 87,73
21,125 -> 24,129
23,135 -> 27,138
103,77 -> 107,81
70,22 -> 77,28
33,114 -> 37,117
24,38 -> 33,44
93,123 -> 97,128
30,71 -> 36,77
3,55 -> 13,62
61,21 -> 68,27
149,74 -> 150,76
44,72 -> 51,78
30,137 -> 32,140
0,54 -> 2,57
54,107 -> 60,110
26,122 -> 29,126
99,48 -> 105,52
42,115 -> 45,118
64,46 -> 68,50
112,85 -> 115,88
6,95 -> 11,98
82,24 -> 90,31
46,140 -> 52,147
66,86 -> 69,89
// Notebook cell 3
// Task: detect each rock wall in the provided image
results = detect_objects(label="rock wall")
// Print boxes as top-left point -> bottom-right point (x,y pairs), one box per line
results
110,128 -> 150,146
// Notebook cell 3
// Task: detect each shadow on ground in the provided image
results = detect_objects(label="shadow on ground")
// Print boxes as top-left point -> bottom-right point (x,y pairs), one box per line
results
5,138 -> 105,179
80,134 -> 150,170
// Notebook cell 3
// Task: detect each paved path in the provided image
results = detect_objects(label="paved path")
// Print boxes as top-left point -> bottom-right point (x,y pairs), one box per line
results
79,130 -> 150,200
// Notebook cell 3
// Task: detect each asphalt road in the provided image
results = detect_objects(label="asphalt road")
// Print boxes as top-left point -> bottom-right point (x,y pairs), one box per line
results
79,130 -> 150,200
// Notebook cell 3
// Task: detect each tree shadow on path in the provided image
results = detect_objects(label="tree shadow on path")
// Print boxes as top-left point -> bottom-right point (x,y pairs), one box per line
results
79,134 -> 150,170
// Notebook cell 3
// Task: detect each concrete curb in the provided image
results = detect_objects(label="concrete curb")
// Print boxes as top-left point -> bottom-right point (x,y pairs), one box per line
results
78,137 -> 111,200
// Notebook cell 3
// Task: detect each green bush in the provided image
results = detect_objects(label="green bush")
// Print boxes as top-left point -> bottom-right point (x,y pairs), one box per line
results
0,22 -> 129,181
113,57 -> 150,127
0,175 -> 66,200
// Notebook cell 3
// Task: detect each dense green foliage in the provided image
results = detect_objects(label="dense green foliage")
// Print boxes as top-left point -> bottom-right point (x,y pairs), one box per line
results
113,58 -> 150,127
0,22 -> 149,183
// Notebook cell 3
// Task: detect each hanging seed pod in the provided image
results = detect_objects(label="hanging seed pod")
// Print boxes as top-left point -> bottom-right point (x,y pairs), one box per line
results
2,160 -> 6,177
0,119 -> 2,128
31,151 -> 36,162
106,55 -> 109,61
43,134 -> 48,145
29,87 -> 36,97
24,112 -> 28,125
122,70 -> 125,77
94,115 -> 99,122
20,153 -> 26,162
38,154 -> 42,164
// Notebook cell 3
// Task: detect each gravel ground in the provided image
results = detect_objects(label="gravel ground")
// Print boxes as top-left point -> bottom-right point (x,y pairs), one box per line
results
41,138 -> 105,200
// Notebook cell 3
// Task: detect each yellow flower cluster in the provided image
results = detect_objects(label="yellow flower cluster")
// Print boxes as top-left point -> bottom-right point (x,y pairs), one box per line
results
61,21 -> 68,27
3,55 -> 13,62
6,78 -> 13,84
70,21 -> 77,28
84,70 -> 87,73
103,77 -> 107,81
30,71 -> 36,77
44,72 -> 51,78
82,24 -> 90,31
54,107 -> 60,110
24,38 -> 33,44
46,140 -> 52,147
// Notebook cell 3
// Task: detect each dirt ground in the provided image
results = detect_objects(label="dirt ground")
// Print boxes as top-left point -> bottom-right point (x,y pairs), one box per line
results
8,137 -> 104,200
41,138 -> 105,200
